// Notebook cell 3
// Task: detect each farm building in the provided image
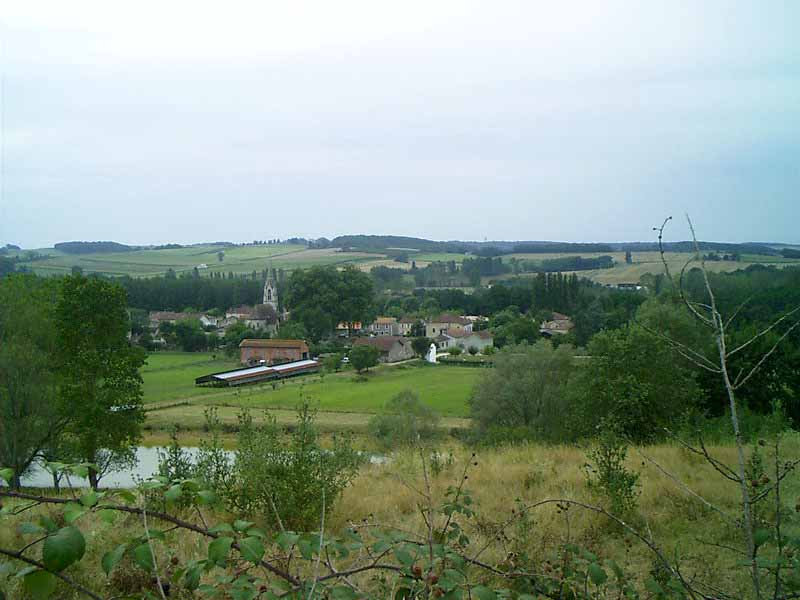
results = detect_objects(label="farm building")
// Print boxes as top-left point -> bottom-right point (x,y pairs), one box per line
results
539,312 -> 574,336
239,339 -> 310,365
353,336 -> 415,363
195,359 -> 320,387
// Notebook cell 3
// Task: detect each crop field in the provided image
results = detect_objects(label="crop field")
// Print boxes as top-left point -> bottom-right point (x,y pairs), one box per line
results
13,244 -> 392,278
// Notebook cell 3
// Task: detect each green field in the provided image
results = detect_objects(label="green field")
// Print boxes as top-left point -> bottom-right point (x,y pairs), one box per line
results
141,352 -> 482,436
13,244 -> 391,278
141,352 -> 239,404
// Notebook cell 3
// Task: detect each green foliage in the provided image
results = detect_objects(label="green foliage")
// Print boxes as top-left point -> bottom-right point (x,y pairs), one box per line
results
368,390 -> 441,448
227,404 -> 363,531
469,341 -> 574,442
56,275 -> 146,488
448,346 -> 463,356
411,336 -> 433,357
323,353 -> 343,373
568,320 -> 702,443
585,428 -> 640,515
0,275 -> 62,488
349,344 -> 380,373
284,265 -> 375,341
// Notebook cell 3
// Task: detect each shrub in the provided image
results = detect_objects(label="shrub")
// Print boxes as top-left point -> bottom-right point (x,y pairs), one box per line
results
482,345 -> 495,356
467,345 -> 479,355
227,403 -> 363,530
448,346 -> 462,356
368,390 -> 440,449
584,427 -> 640,515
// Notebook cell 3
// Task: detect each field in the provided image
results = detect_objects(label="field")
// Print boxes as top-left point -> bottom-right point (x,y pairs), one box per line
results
141,352 -> 482,438
12,244 -> 391,278
487,251 -> 800,285
13,243 -> 799,284
5,439 -> 798,596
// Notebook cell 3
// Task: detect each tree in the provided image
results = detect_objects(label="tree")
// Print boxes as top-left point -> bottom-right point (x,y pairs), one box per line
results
284,266 -> 375,341
175,318 -> 208,352
469,340 -> 574,441
411,336 -> 433,357
368,390 -> 440,448
217,250 -> 225,262
0,275 -> 64,488
349,344 -> 380,373
568,323 -> 702,442
56,275 -> 146,489
323,353 -> 343,372
410,319 -> 426,337
624,250 -> 632,264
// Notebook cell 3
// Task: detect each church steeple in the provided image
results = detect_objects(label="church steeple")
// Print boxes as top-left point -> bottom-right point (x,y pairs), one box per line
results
263,268 -> 278,311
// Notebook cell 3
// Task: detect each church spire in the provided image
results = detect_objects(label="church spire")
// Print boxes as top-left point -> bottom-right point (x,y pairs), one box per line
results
263,266 -> 278,310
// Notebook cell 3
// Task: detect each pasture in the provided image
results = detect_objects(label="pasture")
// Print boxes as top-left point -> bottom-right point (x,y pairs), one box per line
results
141,351 -> 239,404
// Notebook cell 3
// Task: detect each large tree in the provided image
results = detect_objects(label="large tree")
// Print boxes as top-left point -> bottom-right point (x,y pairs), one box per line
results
0,275 -> 64,488
469,340 -> 574,441
284,265 -> 375,341
56,275 -> 146,489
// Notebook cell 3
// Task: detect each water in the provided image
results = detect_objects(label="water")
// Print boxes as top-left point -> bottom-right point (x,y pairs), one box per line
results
18,447 -> 388,488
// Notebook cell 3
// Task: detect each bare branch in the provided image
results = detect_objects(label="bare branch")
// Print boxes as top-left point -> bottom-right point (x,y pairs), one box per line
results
635,319 -> 721,372
727,305 -> 800,359
733,318 -> 800,390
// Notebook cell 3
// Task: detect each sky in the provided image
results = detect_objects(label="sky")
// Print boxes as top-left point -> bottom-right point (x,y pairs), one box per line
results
1,1 -> 799,248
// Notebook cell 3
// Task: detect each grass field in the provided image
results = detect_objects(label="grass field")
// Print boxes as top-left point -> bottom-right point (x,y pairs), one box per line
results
141,352 -> 239,404
141,352 -> 482,438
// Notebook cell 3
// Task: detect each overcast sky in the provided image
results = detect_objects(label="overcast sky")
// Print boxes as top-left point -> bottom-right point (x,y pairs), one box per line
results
1,1 -> 798,248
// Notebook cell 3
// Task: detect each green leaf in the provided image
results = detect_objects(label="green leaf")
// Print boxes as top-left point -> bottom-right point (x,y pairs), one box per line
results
471,586 -> 496,600
133,543 -> 155,572
233,519 -> 255,532
209,523 -> 234,534
117,489 -> 137,503
208,537 -> 234,564
588,562 -> 608,586
231,588 -> 257,600
79,491 -> 99,508
0,468 -> 13,484
197,490 -> 218,505
298,539 -> 314,560
754,529 -> 772,548
276,532 -> 299,551
23,570 -> 57,600
164,484 -> 183,503
99,509 -> 117,524
42,526 -> 86,572
645,578 -> 664,594
102,544 -> 127,575
395,588 -> 412,600
38,516 -> 58,533
238,537 -> 265,564
19,522 -> 46,535
245,527 -> 266,539
394,548 -> 414,567
62,502 -> 86,524
331,586 -> 358,599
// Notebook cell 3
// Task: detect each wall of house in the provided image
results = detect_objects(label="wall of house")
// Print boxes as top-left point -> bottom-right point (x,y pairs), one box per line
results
240,346 -> 307,365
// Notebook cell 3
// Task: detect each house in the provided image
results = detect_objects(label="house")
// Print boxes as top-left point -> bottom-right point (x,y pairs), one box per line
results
226,305 -> 255,320
239,339 -> 310,365
397,317 -> 417,336
353,336 -> 415,363
368,316 -> 398,336
200,315 -> 218,328
336,321 -> 363,337
425,314 -> 472,339
450,329 -> 494,352
540,312 -> 574,336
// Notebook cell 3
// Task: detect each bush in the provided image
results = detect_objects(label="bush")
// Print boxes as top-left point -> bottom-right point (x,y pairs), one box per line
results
467,345 -> 479,355
448,346 -> 462,356
584,427 -> 640,515
227,403 -> 363,530
482,345 -> 495,356
368,390 -> 440,449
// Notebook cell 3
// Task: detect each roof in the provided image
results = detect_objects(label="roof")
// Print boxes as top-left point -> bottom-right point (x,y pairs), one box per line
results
239,338 -> 308,349
550,312 -> 571,321
149,311 -> 202,322
398,317 -> 417,324
430,313 -> 469,325
353,336 -> 407,352
227,305 -> 255,316
373,317 -> 397,324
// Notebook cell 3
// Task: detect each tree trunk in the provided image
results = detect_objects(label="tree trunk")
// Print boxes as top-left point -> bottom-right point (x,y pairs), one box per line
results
88,466 -> 99,491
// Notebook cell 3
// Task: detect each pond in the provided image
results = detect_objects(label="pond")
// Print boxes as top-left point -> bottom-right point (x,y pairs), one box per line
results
18,447 -> 389,488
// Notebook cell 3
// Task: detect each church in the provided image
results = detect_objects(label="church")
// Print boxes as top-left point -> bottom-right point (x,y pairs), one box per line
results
262,268 -> 287,322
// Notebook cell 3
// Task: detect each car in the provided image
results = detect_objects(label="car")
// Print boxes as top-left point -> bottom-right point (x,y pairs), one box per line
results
341,356 -> 350,363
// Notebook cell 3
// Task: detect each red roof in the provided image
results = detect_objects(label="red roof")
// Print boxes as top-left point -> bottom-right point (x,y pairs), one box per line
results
431,313 -> 469,325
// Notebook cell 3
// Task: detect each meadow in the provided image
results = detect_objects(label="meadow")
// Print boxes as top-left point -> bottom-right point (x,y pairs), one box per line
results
141,352 -> 481,439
